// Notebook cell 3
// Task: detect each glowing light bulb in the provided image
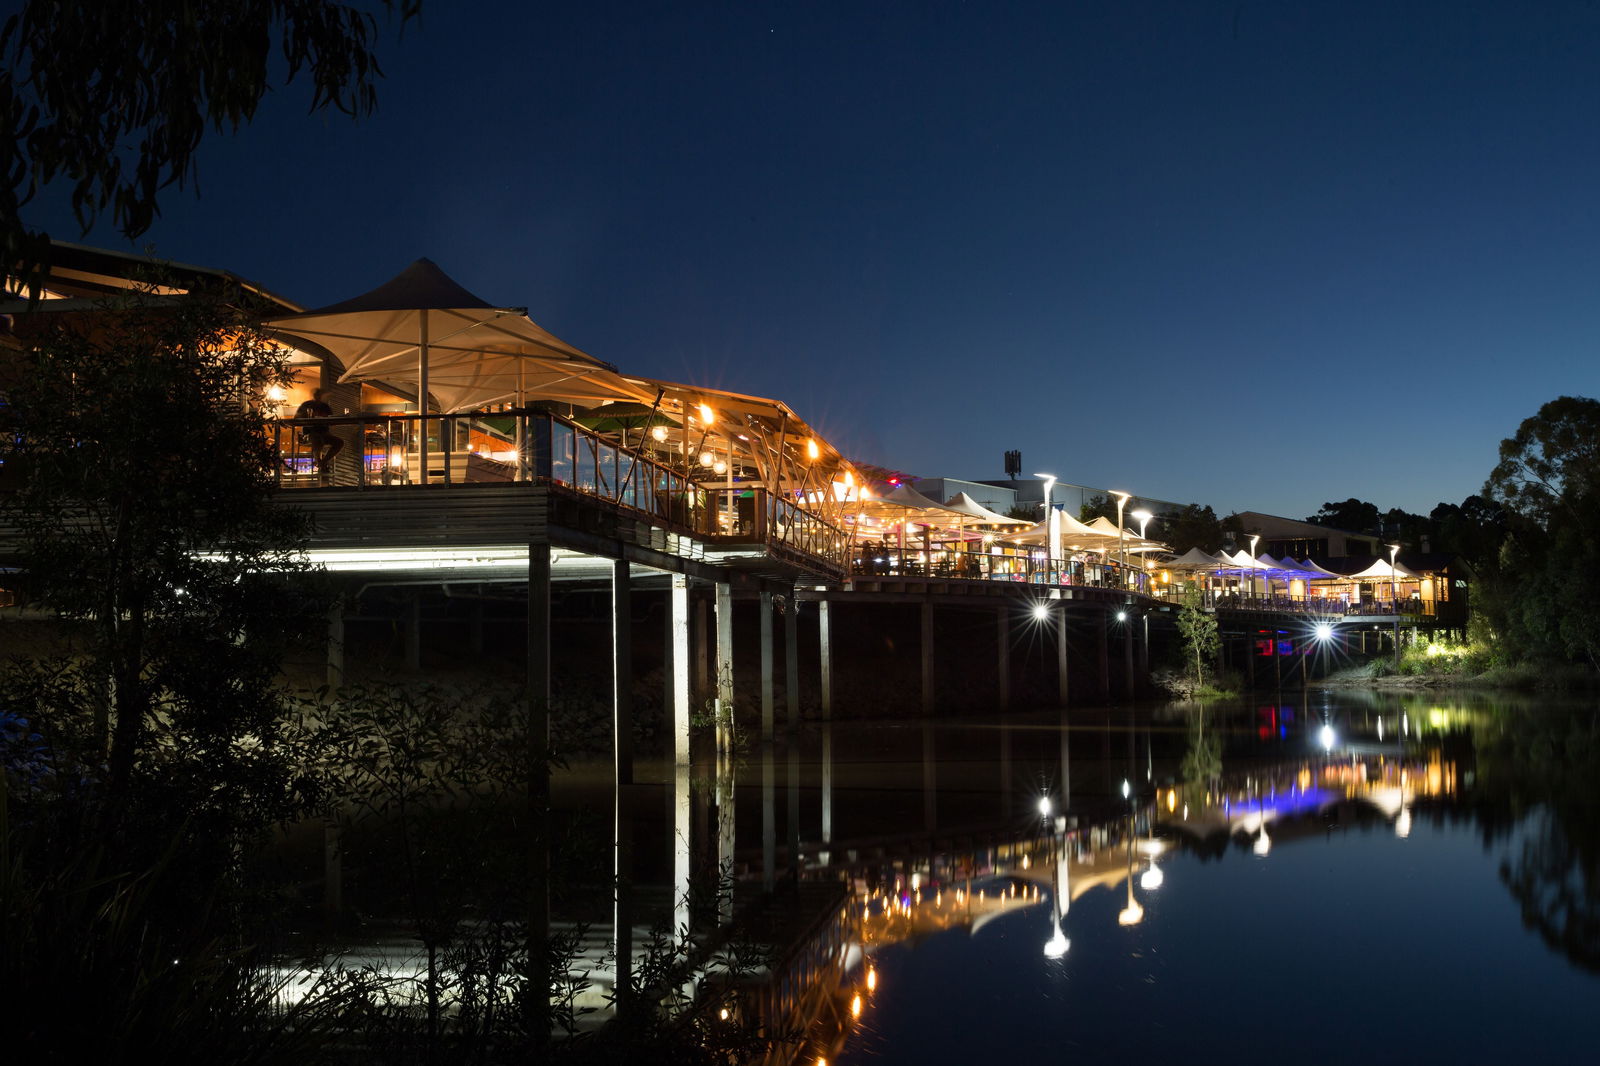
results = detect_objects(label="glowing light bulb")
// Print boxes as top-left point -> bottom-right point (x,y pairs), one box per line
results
698,403 -> 715,424
651,425 -> 668,442
806,438 -> 820,460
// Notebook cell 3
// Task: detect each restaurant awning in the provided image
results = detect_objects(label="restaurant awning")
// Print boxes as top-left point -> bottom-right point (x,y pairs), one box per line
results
265,258 -> 654,412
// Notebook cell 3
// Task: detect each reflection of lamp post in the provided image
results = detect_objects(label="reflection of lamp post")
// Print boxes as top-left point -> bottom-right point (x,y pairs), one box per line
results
1118,813 -> 1143,925
1043,798 -> 1069,957
1111,491 -> 1131,589
1388,543 -> 1401,669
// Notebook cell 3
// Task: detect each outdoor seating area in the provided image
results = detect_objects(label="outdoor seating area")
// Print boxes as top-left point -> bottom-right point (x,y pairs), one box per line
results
258,259 -> 863,570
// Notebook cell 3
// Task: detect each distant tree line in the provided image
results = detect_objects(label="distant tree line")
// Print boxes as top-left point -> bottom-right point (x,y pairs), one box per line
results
1305,396 -> 1600,668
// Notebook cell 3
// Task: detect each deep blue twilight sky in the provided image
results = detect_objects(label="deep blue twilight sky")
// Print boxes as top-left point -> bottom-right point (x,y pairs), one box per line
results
27,2 -> 1600,518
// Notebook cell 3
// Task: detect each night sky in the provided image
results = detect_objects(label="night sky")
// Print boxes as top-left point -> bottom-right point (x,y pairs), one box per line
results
28,2 -> 1600,519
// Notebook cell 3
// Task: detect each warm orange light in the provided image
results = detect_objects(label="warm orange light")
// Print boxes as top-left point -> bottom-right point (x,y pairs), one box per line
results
851,994 -> 862,1019
866,966 -> 877,991
698,403 -> 715,425
807,438 -> 820,460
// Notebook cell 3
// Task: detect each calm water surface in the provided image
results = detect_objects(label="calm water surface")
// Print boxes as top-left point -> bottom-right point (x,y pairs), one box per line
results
809,691 -> 1600,1064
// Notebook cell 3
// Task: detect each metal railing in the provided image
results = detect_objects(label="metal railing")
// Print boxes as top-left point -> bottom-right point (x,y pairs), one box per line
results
266,410 -> 850,569
849,543 -> 1152,590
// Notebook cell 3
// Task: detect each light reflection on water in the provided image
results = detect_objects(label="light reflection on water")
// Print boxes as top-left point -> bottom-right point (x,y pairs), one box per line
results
808,691 -> 1600,1064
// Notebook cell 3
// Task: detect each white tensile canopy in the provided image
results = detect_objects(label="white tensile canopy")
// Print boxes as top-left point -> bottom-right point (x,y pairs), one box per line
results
1164,547 -> 1231,570
942,492 -> 1030,526
265,258 -> 653,413
1346,558 -> 1423,580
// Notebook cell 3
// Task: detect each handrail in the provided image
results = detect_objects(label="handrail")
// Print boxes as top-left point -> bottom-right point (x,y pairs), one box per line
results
265,410 -> 850,571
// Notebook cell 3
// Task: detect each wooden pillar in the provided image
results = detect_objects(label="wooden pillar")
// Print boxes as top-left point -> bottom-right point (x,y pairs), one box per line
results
525,542 -> 552,1042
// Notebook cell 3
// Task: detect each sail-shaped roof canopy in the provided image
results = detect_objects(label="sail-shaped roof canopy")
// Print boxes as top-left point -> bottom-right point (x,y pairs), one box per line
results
264,258 -> 653,411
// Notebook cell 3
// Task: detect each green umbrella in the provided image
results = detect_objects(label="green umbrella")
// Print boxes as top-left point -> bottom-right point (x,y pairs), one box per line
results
575,402 -> 680,437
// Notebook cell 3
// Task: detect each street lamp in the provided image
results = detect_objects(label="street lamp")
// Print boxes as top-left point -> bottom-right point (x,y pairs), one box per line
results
1036,473 -> 1059,582
1130,509 -> 1153,594
1246,533 -> 1261,603
1388,543 -> 1401,669
1111,491 -> 1131,589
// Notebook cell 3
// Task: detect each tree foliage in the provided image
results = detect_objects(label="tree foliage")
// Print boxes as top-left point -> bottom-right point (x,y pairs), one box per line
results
1476,397 -> 1600,667
1175,588 -> 1219,692
1485,396 -> 1600,529
1306,498 -> 1381,534
0,1 -> 415,280
0,283 -> 316,829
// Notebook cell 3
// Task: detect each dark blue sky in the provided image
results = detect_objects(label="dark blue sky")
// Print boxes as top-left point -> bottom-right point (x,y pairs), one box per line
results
32,1 -> 1600,518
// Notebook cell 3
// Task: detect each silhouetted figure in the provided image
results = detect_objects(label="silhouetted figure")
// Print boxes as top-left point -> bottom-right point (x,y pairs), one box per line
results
294,388 -> 345,476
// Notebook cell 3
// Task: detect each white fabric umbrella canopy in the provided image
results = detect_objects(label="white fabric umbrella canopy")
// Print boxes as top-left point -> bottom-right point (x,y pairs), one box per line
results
1345,558 -> 1424,580
942,492 -> 1030,525
266,258 -> 653,412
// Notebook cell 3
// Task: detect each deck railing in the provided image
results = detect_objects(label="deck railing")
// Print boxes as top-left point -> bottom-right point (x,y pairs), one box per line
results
846,544 -> 1451,617
267,410 -> 849,569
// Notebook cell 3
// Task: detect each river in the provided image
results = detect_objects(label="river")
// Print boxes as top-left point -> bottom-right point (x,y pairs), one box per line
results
798,690 -> 1600,1064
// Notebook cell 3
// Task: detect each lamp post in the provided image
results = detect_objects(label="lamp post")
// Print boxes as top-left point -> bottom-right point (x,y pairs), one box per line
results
1246,533 -> 1261,605
1111,491 -> 1131,589
1131,509 -> 1152,594
1388,542 -> 1401,669
1036,473 -> 1059,582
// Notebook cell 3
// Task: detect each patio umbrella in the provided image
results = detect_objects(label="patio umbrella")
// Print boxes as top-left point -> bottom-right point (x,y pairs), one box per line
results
576,401 -> 679,434
266,258 -> 651,475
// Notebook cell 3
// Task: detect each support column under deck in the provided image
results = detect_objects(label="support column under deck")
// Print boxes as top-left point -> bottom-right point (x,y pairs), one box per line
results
785,591 -> 801,879
818,599 -> 833,846
525,542 -> 552,1040
406,594 -> 421,672
1097,611 -> 1111,703
996,604 -> 1010,712
610,560 -> 634,1000
921,599 -> 935,717
326,597 -> 345,690
1056,604 -> 1070,708
713,582 -> 735,927
760,590 -> 775,892
669,575 -> 691,941
1123,610 -> 1135,700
